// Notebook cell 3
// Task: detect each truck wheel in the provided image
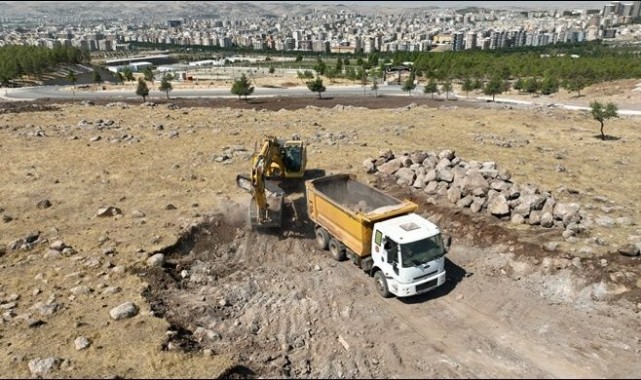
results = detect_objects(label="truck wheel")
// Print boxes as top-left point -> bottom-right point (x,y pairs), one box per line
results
374,271 -> 392,298
315,228 -> 329,250
328,238 -> 346,261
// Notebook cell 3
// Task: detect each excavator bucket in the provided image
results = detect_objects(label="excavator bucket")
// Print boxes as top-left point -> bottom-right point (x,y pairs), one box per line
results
236,174 -> 284,229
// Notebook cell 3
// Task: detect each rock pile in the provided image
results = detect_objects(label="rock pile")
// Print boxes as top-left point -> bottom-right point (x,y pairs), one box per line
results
364,149 -> 590,238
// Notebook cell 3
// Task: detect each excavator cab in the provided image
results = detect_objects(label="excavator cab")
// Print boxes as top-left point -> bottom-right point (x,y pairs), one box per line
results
236,136 -> 307,229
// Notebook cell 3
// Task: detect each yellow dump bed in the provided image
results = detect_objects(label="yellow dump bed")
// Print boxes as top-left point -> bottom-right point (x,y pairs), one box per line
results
306,174 -> 418,257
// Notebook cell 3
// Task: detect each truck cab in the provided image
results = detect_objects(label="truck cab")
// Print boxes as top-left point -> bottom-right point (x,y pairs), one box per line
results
371,213 -> 447,298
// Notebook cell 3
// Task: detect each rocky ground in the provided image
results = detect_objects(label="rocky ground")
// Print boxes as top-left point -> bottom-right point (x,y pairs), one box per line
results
1,93 -> 641,378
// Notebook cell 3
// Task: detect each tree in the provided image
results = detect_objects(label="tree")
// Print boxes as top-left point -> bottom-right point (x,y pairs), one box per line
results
136,78 -> 149,102
356,57 -> 364,66
461,78 -> 474,98
66,70 -> 77,95
483,76 -> 504,102
230,73 -> 254,100
122,67 -> 134,81
325,67 -> 337,83
92,69 -> 102,84
590,101 -> 619,140
115,72 -> 124,84
442,80 -> 453,100
307,76 -> 326,98
540,76 -> 559,95
303,70 -> 314,80
423,78 -> 439,99
143,67 -> 154,83
297,70 -> 306,85
313,58 -> 326,76
401,73 -> 416,96
513,78 -> 525,91
360,71 -> 369,95
268,66 -> 275,75
472,78 -> 483,90
159,74 -> 173,99
371,78 -> 379,97
295,54 -> 303,63
343,58 -> 350,66
335,57 -> 343,74
562,76 -> 587,97
524,77 -> 539,94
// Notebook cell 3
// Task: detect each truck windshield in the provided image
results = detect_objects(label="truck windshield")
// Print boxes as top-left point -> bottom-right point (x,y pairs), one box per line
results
400,234 -> 445,268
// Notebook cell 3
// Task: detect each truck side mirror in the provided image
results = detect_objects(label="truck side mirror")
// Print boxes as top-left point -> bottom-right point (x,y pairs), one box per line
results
443,235 -> 452,253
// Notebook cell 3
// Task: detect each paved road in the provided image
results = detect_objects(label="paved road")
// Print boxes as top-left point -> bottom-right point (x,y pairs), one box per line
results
3,83 -> 407,101
5,84 -> 641,116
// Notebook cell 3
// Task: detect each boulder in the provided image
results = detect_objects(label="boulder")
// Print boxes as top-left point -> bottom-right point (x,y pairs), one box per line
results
396,167 -> 416,186
28,357 -> 60,377
461,169 -> 489,196
456,195 -> 474,208
470,197 -> 485,213
553,203 -> 580,221
424,169 -> 437,183
487,195 -> 510,216
618,244 -> 640,257
438,150 -> 456,161
447,187 -> 461,204
424,181 -> 439,195
147,253 -> 165,267
540,212 -> 555,228
363,158 -> 376,174
109,302 -> 139,320
436,169 -> 454,183
435,158 -> 452,170
377,158 -> 404,175
511,214 -> 525,224
410,152 -> 428,164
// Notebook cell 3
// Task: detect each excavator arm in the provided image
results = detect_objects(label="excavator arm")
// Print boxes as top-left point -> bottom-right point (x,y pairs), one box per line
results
237,136 -> 300,228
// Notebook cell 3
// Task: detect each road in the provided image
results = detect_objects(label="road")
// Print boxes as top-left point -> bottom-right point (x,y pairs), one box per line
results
5,84 -> 641,116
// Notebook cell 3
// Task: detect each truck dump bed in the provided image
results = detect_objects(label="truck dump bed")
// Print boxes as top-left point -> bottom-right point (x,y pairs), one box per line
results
306,174 -> 417,257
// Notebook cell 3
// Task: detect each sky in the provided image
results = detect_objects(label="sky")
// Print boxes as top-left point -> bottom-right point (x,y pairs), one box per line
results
258,1 -> 608,10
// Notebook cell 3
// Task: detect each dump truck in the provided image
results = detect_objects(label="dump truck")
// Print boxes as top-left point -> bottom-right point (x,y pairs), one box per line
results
306,173 -> 447,298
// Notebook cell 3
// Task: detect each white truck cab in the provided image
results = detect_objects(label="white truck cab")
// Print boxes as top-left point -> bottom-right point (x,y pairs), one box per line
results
371,213 -> 447,298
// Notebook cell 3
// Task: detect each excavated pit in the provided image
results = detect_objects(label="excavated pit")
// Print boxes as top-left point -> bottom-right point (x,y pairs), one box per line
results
134,180 -> 641,379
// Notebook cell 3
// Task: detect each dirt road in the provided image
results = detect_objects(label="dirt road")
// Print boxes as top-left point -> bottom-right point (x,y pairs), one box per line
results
140,191 -> 641,379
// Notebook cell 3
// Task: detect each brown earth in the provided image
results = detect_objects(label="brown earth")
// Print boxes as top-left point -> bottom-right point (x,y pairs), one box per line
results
1,92 -> 641,378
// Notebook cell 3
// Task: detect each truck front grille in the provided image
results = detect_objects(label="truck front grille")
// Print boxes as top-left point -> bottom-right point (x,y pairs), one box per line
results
416,279 -> 438,293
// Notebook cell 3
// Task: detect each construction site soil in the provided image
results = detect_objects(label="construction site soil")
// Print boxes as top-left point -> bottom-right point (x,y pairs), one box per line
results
1,93 -> 641,378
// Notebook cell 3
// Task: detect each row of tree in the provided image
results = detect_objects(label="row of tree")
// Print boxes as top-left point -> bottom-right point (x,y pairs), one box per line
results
0,45 -> 90,85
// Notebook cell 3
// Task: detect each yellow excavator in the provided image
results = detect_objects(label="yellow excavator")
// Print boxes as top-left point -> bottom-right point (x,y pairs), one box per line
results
236,135 -> 306,229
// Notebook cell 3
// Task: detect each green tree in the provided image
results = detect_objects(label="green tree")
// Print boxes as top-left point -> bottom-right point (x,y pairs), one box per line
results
122,67 -> 134,81
92,69 -> 102,84
442,80 -> 453,100
371,78 -> 379,97
345,66 -> 357,83
295,54 -> 303,63
115,72 -> 124,84
423,78 -> 439,99
136,77 -> 149,102
313,58 -> 326,76
269,65 -> 275,75
325,67 -> 337,83
335,57 -> 343,74
524,77 -> 539,94
356,57 -> 364,66
483,76 -> 504,102
66,70 -> 77,94
143,67 -> 154,83
343,58 -> 350,66
562,76 -> 587,97
297,70 -> 306,85
472,78 -> 483,90
540,76 -> 559,95
159,74 -> 173,99
590,101 -> 619,140
513,78 -> 525,91
307,76 -> 326,98
360,71 -> 369,95
402,73 -> 416,96
303,70 -> 314,80
462,78 -> 474,98
230,73 -> 254,100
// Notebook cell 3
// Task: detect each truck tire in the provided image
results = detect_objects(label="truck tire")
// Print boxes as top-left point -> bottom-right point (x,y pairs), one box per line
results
328,238 -> 346,261
315,228 -> 329,250
374,270 -> 392,298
